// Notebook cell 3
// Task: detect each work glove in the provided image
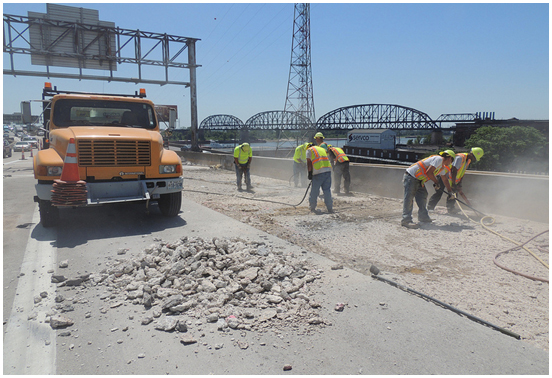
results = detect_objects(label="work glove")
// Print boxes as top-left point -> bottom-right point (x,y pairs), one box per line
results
433,183 -> 441,192
308,171 -> 313,180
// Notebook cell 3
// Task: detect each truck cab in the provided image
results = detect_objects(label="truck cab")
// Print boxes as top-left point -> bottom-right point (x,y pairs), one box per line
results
33,83 -> 183,227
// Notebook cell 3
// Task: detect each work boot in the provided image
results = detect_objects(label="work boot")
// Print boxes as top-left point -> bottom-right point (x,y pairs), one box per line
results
418,217 -> 433,223
401,220 -> 420,229
327,208 -> 335,214
237,185 -> 243,192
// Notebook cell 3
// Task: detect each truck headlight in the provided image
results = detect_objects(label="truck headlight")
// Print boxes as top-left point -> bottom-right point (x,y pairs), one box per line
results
159,165 -> 177,174
47,166 -> 63,176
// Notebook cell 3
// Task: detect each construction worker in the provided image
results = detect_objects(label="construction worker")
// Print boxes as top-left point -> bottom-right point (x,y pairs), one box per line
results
428,147 -> 484,213
327,144 -> 351,195
314,132 -> 328,151
306,143 -> 333,214
293,142 -> 310,187
401,150 -> 455,229
233,142 -> 253,192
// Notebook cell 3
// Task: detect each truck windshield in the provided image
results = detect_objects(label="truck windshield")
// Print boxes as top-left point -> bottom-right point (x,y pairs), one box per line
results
52,99 -> 157,129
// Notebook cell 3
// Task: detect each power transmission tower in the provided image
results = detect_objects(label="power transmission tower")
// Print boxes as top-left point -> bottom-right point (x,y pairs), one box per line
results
282,3 -> 316,148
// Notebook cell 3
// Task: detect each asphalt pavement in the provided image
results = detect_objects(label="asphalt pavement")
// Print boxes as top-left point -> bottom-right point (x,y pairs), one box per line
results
50,196 -> 548,375
4,176 -> 549,374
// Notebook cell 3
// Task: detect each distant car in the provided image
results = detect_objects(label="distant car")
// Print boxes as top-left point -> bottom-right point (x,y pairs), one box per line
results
13,141 -> 32,152
3,140 -> 12,158
180,145 -> 191,151
22,137 -> 39,148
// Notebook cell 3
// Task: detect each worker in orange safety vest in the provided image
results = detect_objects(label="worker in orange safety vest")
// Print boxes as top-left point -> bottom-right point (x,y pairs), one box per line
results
401,150 -> 455,229
428,147 -> 484,213
327,144 -> 351,195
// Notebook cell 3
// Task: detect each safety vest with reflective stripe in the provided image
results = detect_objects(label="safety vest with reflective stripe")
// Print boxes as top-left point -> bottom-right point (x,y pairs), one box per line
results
448,153 -> 470,185
293,143 -> 308,163
308,146 -> 331,171
234,144 -> 252,164
328,146 -> 349,163
408,155 -> 446,184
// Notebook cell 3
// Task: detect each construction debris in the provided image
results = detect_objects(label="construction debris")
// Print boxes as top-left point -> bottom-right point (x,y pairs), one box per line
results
57,236 -> 330,334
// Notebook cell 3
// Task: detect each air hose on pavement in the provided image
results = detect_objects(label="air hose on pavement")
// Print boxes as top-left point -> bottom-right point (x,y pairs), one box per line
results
449,192 -> 549,283
182,182 -> 312,208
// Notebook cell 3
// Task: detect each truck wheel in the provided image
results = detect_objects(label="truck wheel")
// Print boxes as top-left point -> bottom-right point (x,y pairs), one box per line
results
39,200 -> 59,228
158,192 -> 181,217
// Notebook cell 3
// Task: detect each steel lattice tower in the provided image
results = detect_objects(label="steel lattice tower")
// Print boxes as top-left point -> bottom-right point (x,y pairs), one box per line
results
284,3 -> 315,124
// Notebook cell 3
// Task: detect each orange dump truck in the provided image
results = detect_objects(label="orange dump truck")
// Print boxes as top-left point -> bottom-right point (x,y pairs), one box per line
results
33,83 -> 183,227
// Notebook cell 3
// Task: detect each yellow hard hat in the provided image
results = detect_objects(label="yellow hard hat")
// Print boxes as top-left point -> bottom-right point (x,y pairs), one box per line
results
439,149 -> 456,160
241,143 -> 250,152
471,147 -> 484,161
314,132 -> 324,139
444,149 -> 456,160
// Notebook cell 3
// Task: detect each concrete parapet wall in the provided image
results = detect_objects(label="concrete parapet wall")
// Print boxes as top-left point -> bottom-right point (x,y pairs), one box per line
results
179,151 -> 549,223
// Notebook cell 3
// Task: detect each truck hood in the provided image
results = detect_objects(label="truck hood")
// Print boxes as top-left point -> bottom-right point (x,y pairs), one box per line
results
64,126 -> 157,141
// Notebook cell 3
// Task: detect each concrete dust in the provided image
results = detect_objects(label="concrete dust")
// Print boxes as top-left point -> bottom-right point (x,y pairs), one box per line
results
181,163 -> 549,351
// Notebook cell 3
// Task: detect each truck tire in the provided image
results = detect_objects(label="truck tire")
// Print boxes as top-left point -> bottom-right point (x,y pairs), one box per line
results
158,192 -> 182,217
39,200 -> 59,228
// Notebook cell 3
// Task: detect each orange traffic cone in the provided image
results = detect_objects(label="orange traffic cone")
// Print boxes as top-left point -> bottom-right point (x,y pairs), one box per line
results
30,147 -> 33,158
60,138 -> 79,182
21,149 -> 25,160
51,138 -> 87,207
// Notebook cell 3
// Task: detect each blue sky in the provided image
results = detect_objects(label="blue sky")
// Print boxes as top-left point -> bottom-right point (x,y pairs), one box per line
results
2,2 -> 549,128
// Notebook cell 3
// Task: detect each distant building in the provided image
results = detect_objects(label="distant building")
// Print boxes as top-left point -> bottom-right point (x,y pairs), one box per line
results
3,113 -> 40,124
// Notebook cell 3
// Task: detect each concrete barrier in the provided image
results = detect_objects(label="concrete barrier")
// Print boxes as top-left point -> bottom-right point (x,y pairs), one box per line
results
178,151 -> 549,223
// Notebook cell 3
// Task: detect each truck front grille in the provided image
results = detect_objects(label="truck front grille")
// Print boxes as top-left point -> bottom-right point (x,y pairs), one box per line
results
77,140 -> 151,167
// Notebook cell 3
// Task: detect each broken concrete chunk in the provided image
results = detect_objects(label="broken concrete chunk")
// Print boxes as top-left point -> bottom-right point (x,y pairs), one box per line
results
154,316 -> 178,332
180,334 -> 197,345
49,315 -> 74,329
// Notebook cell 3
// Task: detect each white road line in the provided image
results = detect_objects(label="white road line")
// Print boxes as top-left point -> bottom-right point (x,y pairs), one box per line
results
3,206 -> 57,375
3,159 -> 30,165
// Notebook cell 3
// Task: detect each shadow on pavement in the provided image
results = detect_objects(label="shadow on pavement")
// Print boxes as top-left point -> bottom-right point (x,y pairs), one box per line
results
49,201 -> 187,248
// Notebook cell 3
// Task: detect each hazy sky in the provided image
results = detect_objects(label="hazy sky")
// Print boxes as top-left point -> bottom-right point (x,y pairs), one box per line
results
2,2 -> 549,128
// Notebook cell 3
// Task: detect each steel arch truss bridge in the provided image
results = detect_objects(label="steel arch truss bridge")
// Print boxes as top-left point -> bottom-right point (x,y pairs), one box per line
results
199,111 -> 314,131
245,111 -> 313,130
199,115 -> 244,131
316,104 -> 440,131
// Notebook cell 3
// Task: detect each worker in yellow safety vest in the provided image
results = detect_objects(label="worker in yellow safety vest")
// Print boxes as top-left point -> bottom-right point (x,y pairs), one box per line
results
307,144 -> 333,214
428,147 -> 484,213
293,142 -> 310,188
327,144 -> 351,195
233,143 -> 253,192
314,132 -> 328,151
401,150 -> 455,229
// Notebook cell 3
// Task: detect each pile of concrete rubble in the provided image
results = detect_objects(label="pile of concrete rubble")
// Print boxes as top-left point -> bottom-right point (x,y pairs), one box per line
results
81,236 -> 329,334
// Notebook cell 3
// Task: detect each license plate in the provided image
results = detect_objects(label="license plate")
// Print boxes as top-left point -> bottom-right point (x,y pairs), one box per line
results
167,179 -> 183,190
